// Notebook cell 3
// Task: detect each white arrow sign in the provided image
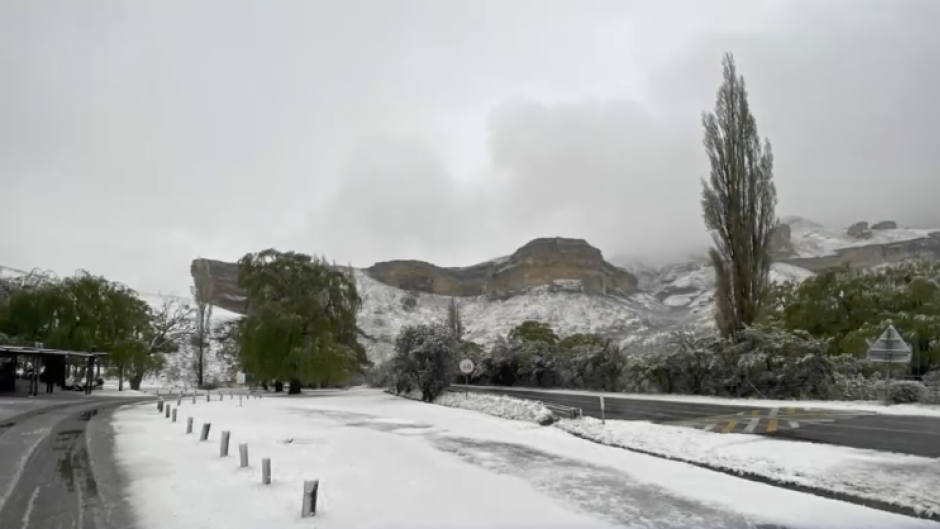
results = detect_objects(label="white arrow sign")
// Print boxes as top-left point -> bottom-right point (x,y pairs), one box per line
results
867,325 -> 912,364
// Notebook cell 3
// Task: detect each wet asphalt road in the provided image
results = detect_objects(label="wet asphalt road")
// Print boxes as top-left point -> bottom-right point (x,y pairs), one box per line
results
450,385 -> 940,458
0,399 -> 149,529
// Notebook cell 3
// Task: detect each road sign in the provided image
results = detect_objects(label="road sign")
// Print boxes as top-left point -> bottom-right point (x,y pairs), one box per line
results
867,325 -> 912,363
236,372 -> 246,385
458,358 -> 475,375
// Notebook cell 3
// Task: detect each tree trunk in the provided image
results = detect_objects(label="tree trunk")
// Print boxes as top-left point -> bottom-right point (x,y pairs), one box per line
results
118,367 -> 124,391
197,345 -> 205,388
130,371 -> 145,391
288,379 -> 301,394
274,381 -> 283,392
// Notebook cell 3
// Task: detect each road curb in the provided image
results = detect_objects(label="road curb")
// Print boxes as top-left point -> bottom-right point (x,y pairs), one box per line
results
559,428 -> 939,523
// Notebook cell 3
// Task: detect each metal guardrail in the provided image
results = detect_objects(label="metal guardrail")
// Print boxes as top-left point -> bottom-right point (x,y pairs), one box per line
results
544,403 -> 582,420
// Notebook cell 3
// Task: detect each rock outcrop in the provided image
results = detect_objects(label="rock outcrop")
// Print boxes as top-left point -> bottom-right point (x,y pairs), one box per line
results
190,259 -> 245,314
768,224 -> 796,258
192,237 -> 639,314
368,237 -> 637,297
872,220 -> 898,230
847,221 -> 872,239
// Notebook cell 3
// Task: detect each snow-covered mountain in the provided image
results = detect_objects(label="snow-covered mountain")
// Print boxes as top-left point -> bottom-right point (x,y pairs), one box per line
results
352,216 -> 940,359
5,216 -> 939,364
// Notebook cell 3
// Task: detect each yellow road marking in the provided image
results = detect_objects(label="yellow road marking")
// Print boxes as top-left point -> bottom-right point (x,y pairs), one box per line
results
721,421 -> 738,433
751,410 -> 761,416
786,407 -> 796,413
767,419 -> 778,433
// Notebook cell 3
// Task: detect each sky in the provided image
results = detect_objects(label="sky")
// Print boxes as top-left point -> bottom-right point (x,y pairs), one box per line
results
1,0 -> 938,296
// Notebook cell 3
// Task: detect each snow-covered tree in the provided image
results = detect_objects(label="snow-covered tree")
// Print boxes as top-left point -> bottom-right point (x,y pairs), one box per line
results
389,322 -> 457,402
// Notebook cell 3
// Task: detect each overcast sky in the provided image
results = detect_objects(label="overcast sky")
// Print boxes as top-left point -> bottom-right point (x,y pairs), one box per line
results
2,0 -> 938,295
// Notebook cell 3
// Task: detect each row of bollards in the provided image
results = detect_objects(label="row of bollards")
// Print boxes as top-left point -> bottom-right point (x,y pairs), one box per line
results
158,390 -> 315,517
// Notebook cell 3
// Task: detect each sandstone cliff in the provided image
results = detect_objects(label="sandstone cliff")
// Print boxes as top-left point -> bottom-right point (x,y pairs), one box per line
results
367,237 -> 637,297
191,237 -> 639,315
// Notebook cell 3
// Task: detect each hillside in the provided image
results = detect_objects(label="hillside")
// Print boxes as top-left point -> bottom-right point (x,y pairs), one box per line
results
190,217 -> 940,362
4,216 -> 938,366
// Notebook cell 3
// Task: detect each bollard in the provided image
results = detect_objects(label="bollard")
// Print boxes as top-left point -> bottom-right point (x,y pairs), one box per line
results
239,443 -> 249,468
230,391 -> 233,400
177,395 -> 182,406
239,394 -> 243,407
192,392 -> 196,404
200,423 -> 211,441
301,480 -> 320,518
206,392 -> 210,402
186,417 -> 193,434
165,404 -> 171,419
219,393 -> 222,402
262,458 -> 271,484
220,431 -> 230,457
158,399 -> 164,412
172,408 -> 177,423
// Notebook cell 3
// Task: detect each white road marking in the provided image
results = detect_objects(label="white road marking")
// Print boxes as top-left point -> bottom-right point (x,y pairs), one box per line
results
744,418 -> 760,434
702,423 -> 717,432
789,421 -> 800,429
20,485 -> 40,529
769,407 -> 779,418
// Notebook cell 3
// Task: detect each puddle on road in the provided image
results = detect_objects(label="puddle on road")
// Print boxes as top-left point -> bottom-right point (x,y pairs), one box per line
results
51,412 -> 100,499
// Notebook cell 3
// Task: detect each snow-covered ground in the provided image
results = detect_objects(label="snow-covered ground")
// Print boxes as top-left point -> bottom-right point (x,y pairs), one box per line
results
114,388 -> 938,529
412,391 -> 940,519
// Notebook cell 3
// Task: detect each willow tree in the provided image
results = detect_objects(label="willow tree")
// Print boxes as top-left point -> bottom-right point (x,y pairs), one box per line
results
701,53 -> 778,341
0,271 -> 155,389
237,249 -> 366,393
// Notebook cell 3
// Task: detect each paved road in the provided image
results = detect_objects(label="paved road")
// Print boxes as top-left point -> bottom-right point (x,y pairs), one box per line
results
452,385 -> 940,458
0,398 -> 150,529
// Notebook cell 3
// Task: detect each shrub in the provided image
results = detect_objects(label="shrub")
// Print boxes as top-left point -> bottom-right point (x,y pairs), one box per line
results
886,380 -> 929,404
388,323 -> 457,402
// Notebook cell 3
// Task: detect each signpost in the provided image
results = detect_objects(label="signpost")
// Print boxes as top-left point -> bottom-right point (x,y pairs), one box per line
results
866,324 -> 912,404
599,396 -> 606,425
458,358 -> 475,395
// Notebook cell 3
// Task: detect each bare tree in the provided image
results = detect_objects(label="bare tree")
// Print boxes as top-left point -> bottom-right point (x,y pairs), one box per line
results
130,295 -> 195,390
191,260 -> 215,387
701,53 -> 778,340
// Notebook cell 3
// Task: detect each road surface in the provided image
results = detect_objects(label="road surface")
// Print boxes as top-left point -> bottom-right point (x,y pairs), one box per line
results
0,397 -> 150,529
451,385 -> 940,458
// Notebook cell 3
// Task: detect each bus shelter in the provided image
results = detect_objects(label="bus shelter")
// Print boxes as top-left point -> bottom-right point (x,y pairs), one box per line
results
0,345 -> 107,395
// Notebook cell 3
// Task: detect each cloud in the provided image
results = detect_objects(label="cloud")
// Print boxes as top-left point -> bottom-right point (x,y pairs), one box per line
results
1,0 -> 938,293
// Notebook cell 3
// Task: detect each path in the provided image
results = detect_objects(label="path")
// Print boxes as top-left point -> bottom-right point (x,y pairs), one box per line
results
0,397 -> 150,529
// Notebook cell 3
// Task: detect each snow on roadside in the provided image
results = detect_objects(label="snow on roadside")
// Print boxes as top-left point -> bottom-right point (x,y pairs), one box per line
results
554,417 -> 940,518
435,391 -> 554,424
393,390 -> 554,424
429,391 -> 940,518
474,385 -> 940,418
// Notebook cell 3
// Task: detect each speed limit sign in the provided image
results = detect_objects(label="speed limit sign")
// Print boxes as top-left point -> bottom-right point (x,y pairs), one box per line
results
459,358 -> 475,375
